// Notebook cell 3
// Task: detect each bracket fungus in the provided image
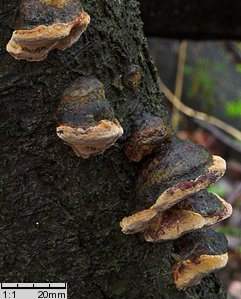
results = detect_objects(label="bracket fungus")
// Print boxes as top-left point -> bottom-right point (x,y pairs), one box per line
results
56,77 -> 123,158
120,134 -> 232,289
124,112 -> 173,162
173,228 -> 229,290
6,0 -> 90,61
122,64 -> 142,90
143,190 -> 232,242
120,137 -> 227,234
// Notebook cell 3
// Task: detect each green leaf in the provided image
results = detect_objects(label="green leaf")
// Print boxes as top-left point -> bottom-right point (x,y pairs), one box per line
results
235,247 -> 241,254
225,100 -> 241,118
236,64 -> 241,73
208,185 -> 226,197
184,65 -> 193,76
215,225 -> 241,238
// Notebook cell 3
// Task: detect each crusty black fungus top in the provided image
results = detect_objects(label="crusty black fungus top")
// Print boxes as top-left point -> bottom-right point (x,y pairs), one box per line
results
174,228 -> 228,260
17,0 -> 82,29
176,190 -> 223,217
56,78 -> 116,128
135,137 -> 213,206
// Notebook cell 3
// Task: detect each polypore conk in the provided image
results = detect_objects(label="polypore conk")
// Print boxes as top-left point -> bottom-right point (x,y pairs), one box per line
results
6,0 -> 90,61
120,137 -> 227,234
56,77 -> 123,158
124,112 -> 173,162
122,64 -> 142,90
120,209 -> 158,234
143,190 -> 232,242
173,228 -> 229,290
135,137 -> 225,210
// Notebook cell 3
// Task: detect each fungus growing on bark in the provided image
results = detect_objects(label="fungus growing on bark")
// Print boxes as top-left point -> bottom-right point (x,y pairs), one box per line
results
143,190 -> 232,242
124,112 -> 173,162
173,228 -> 229,290
6,0 -> 90,61
120,137 -> 227,234
122,64 -> 142,90
56,77 -> 123,158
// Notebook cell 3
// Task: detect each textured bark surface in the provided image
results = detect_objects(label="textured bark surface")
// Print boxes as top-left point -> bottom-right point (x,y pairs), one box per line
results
140,0 -> 241,39
0,1 -> 226,298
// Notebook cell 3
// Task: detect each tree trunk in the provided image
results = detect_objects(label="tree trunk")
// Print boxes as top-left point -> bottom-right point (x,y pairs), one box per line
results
140,0 -> 241,39
0,1 -> 226,298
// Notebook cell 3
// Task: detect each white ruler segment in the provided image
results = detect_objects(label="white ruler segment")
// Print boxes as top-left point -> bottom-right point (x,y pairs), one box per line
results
0,283 -> 67,299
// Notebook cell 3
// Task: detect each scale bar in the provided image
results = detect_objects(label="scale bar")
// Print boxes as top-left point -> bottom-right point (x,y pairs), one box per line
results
1,283 -> 67,289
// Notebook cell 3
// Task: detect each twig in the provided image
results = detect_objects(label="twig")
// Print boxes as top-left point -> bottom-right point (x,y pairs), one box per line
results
194,119 -> 241,154
158,77 -> 241,141
172,41 -> 188,129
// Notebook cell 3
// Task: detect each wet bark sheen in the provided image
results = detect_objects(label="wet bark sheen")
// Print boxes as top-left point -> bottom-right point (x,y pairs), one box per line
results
0,1 -> 226,298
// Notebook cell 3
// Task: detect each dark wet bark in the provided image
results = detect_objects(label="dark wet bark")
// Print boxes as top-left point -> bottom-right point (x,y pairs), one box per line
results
140,0 -> 241,40
0,1 -> 226,298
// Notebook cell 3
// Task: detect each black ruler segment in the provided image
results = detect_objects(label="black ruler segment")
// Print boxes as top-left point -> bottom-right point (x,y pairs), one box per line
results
1,283 -> 67,289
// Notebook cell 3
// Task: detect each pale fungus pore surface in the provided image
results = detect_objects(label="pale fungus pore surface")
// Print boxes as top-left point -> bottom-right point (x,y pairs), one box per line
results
41,0 -> 67,8
57,119 -> 123,158
120,209 -> 158,234
6,0 -> 90,61
174,253 -> 228,291
173,229 -> 229,290
56,77 -> 124,158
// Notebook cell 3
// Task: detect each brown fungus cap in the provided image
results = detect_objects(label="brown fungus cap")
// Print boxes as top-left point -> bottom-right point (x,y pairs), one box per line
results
135,137 -> 213,206
143,190 -> 232,242
124,112 -> 173,162
122,64 -> 142,90
56,77 -> 123,159
120,138 -> 226,234
6,0 -> 90,61
57,78 -> 114,127
173,228 -> 229,290
152,155 -> 226,211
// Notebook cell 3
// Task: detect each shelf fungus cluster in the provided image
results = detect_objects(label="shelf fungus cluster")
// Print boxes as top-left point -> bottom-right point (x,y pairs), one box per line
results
6,0 -> 90,61
120,136 -> 232,290
56,77 -> 123,158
